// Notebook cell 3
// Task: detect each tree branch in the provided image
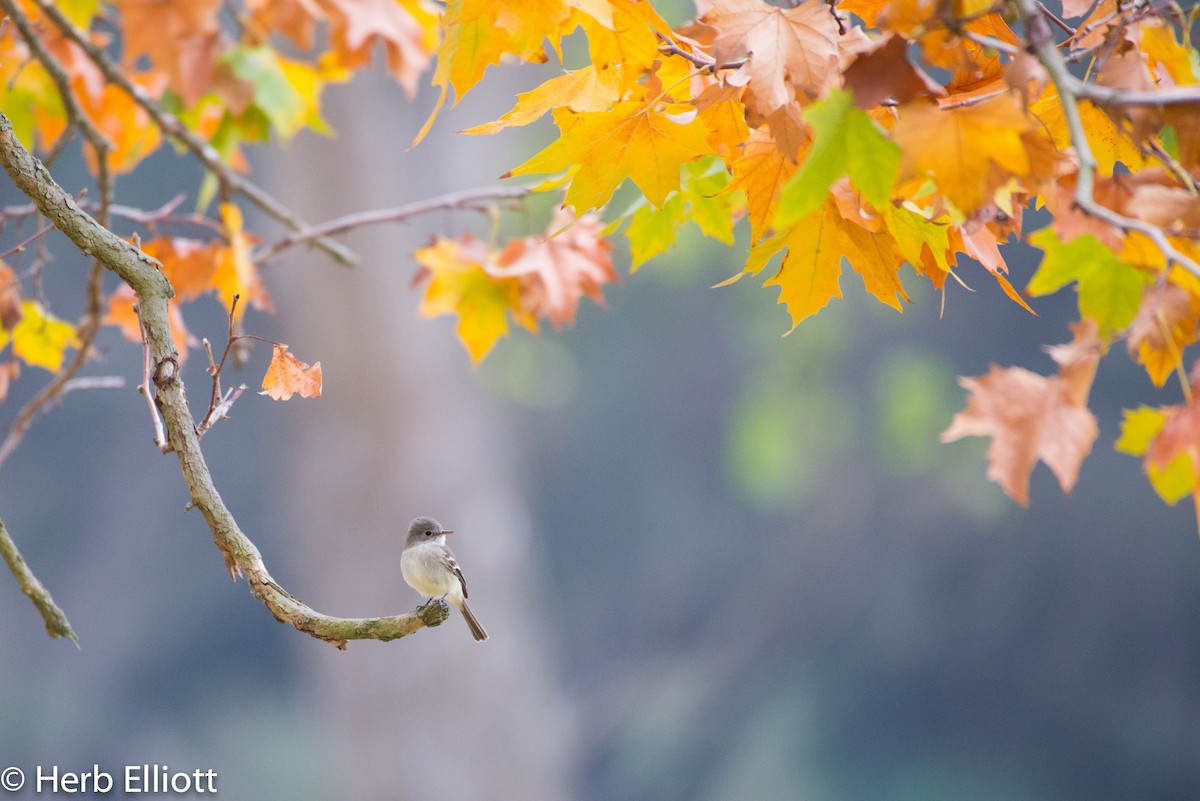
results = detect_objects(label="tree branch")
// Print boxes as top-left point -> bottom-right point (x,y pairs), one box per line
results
254,186 -> 533,264
0,517 -> 77,645
1014,0 -> 1200,280
29,0 -> 360,268
0,113 -> 448,647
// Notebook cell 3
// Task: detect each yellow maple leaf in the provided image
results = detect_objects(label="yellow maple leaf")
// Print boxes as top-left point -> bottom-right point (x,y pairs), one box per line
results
506,100 -> 717,212
726,128 -> 799,244
211,204 -> 272,320
576,0 -> 674,95
414,0 -> 576,144
1030,93 -> 1145,175
413,236 -> 524,363
461,65 -> 621,135
893,95 -> 1035,216
7,301 -> 79,372
1136,19 -> 1198,87
744,196 -> 909,328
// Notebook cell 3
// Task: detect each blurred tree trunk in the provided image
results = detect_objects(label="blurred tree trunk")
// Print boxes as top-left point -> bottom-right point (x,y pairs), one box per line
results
267,71 -> 578,801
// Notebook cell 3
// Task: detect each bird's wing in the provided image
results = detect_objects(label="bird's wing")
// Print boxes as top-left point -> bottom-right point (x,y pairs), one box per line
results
442,549 -> 469,599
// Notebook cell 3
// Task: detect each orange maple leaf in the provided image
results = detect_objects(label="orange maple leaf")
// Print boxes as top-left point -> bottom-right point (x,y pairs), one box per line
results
493,209 -> 618,328
892,94 -> 1041,216
505,99 -> 717,212
726,128 -> 799,244
702,0 -> 839,116
211,204 -> 273,320
1127,282 -> 1200,387
246,0 -> 325,50
114,0 -> 223,106
941,321 -> 1101,506
260,343 -> 322,400
104,285 -> 195,363
413,235 -> 525,363
0,263 -> 23,332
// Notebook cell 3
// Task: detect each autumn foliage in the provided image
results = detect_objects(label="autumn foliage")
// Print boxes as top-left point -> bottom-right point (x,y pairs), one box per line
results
3,0 -> 1200,533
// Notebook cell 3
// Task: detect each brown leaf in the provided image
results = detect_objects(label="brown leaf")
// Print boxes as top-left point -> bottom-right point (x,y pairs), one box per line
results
0,263 -> 24,331
1129,184 -> 1200,233
104,285 -> 196,364
703,0 -> 839,117
941,321 -> 1101,505
322,0 -> 432,96
1147,366 -> 1200,470
1127,282 -> 1200,386
246,0 -> 325,49
0,360 -> 20,407
843,34 -> 945,108
114,0 -> 223,105
493,210 -> 617,329
260,344 -> 322,401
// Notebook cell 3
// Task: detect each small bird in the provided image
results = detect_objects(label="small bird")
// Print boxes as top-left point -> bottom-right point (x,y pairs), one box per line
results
401,516 -> 488,642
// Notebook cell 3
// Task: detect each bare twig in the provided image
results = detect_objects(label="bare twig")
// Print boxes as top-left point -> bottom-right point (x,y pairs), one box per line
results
61,375 -> 125,392
133,300 -> 170,452
1014,0 -> 1200,280
0,517 -> 77,645
254,186 -> 533,264
655,32 -> 749,72
0,221 -> 54,260
1075,82 -> 1200,107
1037,0 -> 1077,34
4,195 -> 225,236
30,0 -> 360,268
197,295 -> 249,436
0,113 -> 449,647
962,29 -> 1020,54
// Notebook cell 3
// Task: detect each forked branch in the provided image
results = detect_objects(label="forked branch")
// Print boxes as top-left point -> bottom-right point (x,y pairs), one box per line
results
0,113 -> 447,647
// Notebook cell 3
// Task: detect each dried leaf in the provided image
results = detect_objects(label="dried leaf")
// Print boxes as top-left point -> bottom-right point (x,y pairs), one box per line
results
259,343 -> 322,400
941,321 -> 1101,505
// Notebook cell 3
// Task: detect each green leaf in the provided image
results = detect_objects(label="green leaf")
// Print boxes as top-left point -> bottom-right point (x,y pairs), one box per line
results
1027,228 -> 1148,334
776,90 -> 901,229
624,157 -> 740,271
1115,406 -> 1194,504
222,46 -> 307,139
627,196 -> 685,272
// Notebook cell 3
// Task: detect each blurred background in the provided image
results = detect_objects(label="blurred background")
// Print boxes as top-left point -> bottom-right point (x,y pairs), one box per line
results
2,3 -> 1200,799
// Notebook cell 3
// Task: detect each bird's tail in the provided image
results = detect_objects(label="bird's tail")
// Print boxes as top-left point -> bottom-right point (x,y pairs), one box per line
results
457,600 -> 489,642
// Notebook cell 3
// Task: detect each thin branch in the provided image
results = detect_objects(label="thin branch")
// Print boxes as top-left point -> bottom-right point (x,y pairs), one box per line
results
962,29 -> 1020,54
0,113 -> 449,648
655,32 -> 749,72
254,185 -> 533,264
0,221 -> 54,260
4,196 -> 225,235
61,375 -> 124,392
0,517 -> 77,645
197,295 -> 248,436
1014,0 -> 1200,280
1075,81 -> 1200,107
30,0 -> 360,268
1037,0 -> 1077,35
134,300 -> 170,453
